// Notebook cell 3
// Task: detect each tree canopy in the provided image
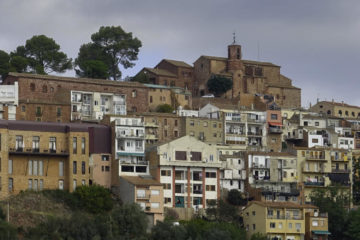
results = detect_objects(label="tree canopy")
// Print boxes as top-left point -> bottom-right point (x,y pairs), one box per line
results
11,35 -> 72,74
207,75 -> 233,97
75,26 -> 142,80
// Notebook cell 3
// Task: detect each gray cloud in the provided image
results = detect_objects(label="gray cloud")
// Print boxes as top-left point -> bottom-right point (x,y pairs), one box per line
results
1,0 -> 360,106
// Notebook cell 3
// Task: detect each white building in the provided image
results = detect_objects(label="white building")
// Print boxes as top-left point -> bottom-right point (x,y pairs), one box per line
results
148,136 -> 221,209
111,116 -> 147,176
0,82 -> 18,120
219,152 -> 246,193
71,91 -> 126,121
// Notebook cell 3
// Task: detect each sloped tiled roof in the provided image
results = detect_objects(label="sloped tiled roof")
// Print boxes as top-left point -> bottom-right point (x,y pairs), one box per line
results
143,68 -> 177,77
121,176 -> 162,186
249,201 -> 317,209
198,56 -> 279,67
163,59 -> 192,68
8,72 -> 148,88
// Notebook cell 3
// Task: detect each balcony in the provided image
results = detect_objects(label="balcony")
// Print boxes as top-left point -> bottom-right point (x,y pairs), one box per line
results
247,131 -> 263,136
331,168 -> 350,173
252,163 -> 270,169
306,155 -> 326,161
119,159 -> 147,165
116,132 -> 144,139
9,148 -> 69,157
253,175 -> 270,181
267,215 -> 303,220
247,118 -> 265,124
268,127 -> 282,134
304,182 -> 325,186
136,194 -> 150,200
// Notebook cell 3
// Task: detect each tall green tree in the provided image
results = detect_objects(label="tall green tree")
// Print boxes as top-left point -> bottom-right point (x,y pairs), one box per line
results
0,50 -> 10,81
207,75 -> 233,97
310,186 -> 350,240
12,35 -> 72,74
75,26 -> 142,80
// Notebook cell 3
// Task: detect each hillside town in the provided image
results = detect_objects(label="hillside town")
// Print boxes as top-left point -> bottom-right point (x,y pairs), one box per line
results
0,39 -> 359,240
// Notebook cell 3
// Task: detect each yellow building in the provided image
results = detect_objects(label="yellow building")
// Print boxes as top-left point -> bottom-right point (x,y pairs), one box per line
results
296,147 -> 352,204
0,120 -> 111,198
118,176 -> 164,227
181,116 -> 223,144
243,201 -> 328,240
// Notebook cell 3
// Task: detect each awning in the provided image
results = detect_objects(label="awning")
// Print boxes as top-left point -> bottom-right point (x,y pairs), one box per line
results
269,122 -> 282,126
312,230 -> 331,235
117,152 -> 144,157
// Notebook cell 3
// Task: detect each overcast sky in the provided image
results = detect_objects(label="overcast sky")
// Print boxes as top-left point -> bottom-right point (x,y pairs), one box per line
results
1,0 -> 360,107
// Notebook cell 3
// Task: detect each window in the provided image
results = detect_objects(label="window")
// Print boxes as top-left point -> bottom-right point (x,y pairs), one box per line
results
271,114 -> 278,120
59,180 -> 64,190
21,105 -> 26,112
137,189 -> 146,198
206,185 -> 216,191
82,180 -> 85,186
163,183 -> 171,190
190,152 -> 202,161
8,159 -> 12,174
32,136 -> 40,151
175,151 -> 187,160
295,223 -> 301,230
30,83 -> 35,91
164,198 -> 171,204
288,223 -> 293,229
151,202 -> 160,209
81,137 -> 85,154
50,87 -> 54,92
190,131 -> 195,136
190,120 -> 194,126
174,131 -> 178,137
270,222 -> 276,228
28,179 -> 33,190
161,170 -> 171,176
149,96 -> 153,103
315,121 -> 319,126
338,110 -> 342,115
81,161 -> 85,174
49,137 -> 56,152
203,121 -> 208,127
59,161 -> 64,177
33,179 -> 38,191
73,137 -> 77,154
73,161 -> 77,174
132,90 -> 137,98
39,161 -> 43,176
312,220 -> 318,226
57,107 -> 61,117
39,179 -> 44,191
175,120 -> 178,126
151,190 -> 160,196
206,172 -> 216,178
16,135 -> 23,151
164,130 -> 168,137
312,139 -> 319,143
73,179 -> 77,191
42,85 -> 47,93
164,119 -> 167,125
345,111 -> 349,116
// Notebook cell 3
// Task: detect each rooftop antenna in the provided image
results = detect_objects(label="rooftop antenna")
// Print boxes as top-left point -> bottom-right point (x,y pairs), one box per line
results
257,41 -> 260,61
233,32 -> 236,44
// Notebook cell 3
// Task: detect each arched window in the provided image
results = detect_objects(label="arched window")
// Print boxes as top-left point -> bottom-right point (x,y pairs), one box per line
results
30,83 -> 35,91
338,110 -> 342,115
327,110 -> 331,115
42,85 -> 47,93
132,106 -> 137,112
352,112 -> 355,117
345,111 -> 349,116
132,90 -> 137,98
150,96 -> 153,103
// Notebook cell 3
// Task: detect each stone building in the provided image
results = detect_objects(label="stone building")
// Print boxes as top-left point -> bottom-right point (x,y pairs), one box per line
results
134,59 -> 194,90
147,136 -> 221,210
0,120 -> 111,198
145,84 -> 192,111
193,42 -> 301,108
3,72 -> 149,122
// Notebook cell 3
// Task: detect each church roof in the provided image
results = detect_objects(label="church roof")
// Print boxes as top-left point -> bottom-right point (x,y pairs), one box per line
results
198,56 -> 279,67
143,68 -> 177,78
162,59 -> 193,68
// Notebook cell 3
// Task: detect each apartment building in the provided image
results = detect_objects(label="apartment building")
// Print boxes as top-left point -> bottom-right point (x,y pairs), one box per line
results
107,116 -> 147,178
129,112 -> 184,145
267,109 -> 283,152
305,211 -> 329,240
219,152 -> 247,194
147,136 -> 221,210
71,90 -> 126,121
3,72 -> 149,122
181,116 -> 223,144
247,152 -> 299,203
119,176 -> 164,226
0,82 -> 18,120
145,84 -> 192,111
310,100 -> 360,120
243,201 -> 327,240
0,120 -> 111,198
296,148 -> 352,204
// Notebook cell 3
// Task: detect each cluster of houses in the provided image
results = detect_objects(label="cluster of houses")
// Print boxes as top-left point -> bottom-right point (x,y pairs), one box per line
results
0,42 -> 358,240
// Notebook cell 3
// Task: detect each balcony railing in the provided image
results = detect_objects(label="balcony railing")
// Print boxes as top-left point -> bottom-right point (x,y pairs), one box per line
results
267,215 -> 303,220
304,182 -> 324,186
193,190 -> 203,194
332,169 -> 350,173
120,159 -> 147,165
269,127 -> 282,134
248,131 -> 263,136
247,118 -> 265,123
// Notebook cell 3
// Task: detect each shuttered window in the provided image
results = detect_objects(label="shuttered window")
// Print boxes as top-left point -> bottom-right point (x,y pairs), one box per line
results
175,151 -> 187,160
190,152 -> 202,161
